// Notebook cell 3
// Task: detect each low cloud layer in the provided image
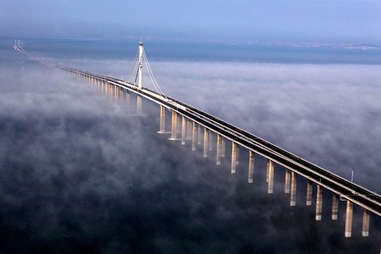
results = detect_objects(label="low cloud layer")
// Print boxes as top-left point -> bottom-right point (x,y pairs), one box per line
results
0,48 -> 380,253
67,58 -> 381,192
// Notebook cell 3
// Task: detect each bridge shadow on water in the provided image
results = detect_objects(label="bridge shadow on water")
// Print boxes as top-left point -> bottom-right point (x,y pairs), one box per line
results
0,63 -> 379,253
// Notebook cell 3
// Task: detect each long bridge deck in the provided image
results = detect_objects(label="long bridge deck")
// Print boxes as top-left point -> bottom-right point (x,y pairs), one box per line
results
62,66 -> 381,218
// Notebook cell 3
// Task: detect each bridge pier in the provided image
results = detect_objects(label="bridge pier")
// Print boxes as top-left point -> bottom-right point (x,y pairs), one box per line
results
187,120 -> 192,141
332,195 -> 339,221
209,133 -> 213,152
221,138 -> 226,158
236,146 -> 240,166
158,105 -> 166,133
248,151 -> 255,183
290,171 -> 297,206
137,95 -> 142,114
267,160 -> 274,194
203,128 -> 209,158
345,200 -> 353,238
285,170 -> 291,194
181,116 -> 187,145
125,89 -> 130,104
169,111 -> 178,140
306,181 -> 313,206
191,122 -> 197,151
216,135 -> 222,166
362,209 -> 370,237
231,142 -> 238,174
197,125 -> 202,145
316,185 -> 323,221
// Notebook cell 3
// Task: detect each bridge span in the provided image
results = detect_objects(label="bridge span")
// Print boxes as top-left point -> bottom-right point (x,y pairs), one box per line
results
15,41 -> 381,251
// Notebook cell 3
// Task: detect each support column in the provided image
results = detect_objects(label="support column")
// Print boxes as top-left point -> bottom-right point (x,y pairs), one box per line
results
187,120 -> 192,141
332,195 -> 339,221
169,111 -> 178,140
192,122 -> 197,151
221,139 -> 226,158
306,181 -> 313,206
203,128 -> 209,158
267,160 -> 274,194
181,116 -> 186,145
236,147 -> 240,166
316,185 -> 323,221
137,95 -> 142,114
125,90 -> 130,104
362,210 -> 370,237
197,125 -> 202,145
345,200 -> 353,238
285,170 -> 291,194
158,105 -> 166,133
290,172 -> 297,206
216,135 -> 222,166
209,133 -> 213,151
248,151 -> 255,183
231,142 -> 237,174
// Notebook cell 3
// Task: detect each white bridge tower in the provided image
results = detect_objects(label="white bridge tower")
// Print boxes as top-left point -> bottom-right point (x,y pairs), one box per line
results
137,42 -> 144,90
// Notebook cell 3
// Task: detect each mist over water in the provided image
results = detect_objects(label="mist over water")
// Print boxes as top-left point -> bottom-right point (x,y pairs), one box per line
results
0,40 -> 380,253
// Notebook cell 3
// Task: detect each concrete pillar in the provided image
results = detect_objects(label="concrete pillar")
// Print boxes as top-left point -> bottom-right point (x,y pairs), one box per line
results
285,170 -> 291,194
137,42 -> 143,90
345,200 -> 353,238
209,133 -> 213,151
216,135 -> 222,166
332,195 -> 339,221
362,209 -> 370,237
181,116 -> 186,145
203,128 -> 209,158
231,142 -> 237,174
137,95 -> 142,114
169,111 -> 178,140
236,146 -> 240,166
248,151 -> 255,183
267,160 -> 274,194
158,105 -> 166,133
187,120 -> 192,141
197,125 -> 202,145
192,122 -> 197,151
221,139 -> 226,158
315,185 -> 323,221
306,181 -> 313,206
290,172 -> 297,206
125,90 -> 130,104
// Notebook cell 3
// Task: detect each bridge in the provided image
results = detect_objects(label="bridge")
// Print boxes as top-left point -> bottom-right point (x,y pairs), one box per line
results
14,41 -> 381,252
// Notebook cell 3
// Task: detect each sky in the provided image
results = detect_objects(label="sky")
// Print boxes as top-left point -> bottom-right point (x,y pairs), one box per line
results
1,0 -> 381,44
